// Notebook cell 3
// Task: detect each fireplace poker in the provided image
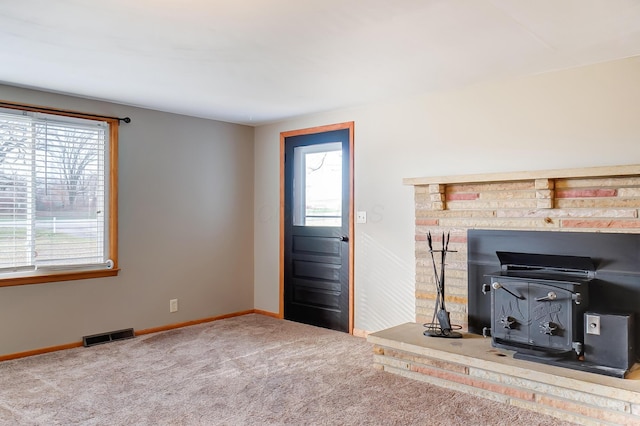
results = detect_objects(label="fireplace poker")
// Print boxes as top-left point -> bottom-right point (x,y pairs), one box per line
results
426,232 -> 441,293
440,232 -> 447,311
427,232 -> 442,315
437,232 -> 452,332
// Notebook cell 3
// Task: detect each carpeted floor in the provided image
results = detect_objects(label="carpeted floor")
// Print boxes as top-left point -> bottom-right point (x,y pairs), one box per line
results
0,314 -> 574,425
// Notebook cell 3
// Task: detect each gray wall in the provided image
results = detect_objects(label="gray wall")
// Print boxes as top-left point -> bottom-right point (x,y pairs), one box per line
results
254,56 -> 640,333
0,85 -> 255,356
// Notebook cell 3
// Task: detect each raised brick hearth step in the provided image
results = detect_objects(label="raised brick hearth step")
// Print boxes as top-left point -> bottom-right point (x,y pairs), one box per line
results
368,323 -> 640,426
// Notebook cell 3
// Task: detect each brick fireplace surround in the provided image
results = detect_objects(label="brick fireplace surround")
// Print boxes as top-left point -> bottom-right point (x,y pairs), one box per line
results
368,164 -> 640,425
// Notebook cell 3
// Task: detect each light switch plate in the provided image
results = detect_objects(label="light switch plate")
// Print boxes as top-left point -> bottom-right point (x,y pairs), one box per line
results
357,211 -> 367,224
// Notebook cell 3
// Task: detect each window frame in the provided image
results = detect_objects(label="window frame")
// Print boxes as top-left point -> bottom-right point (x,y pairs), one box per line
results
0,101 -> 119,287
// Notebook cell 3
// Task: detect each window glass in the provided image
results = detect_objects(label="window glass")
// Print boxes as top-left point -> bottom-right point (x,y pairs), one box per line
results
0,106 -> 117,282
293,142 -> 342,227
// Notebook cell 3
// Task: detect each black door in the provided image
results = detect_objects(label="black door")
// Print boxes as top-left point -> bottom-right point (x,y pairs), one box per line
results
284,127 -> 351,332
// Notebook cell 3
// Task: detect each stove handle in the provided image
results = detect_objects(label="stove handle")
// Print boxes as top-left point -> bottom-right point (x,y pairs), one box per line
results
534,290 -> 582,304
490,282 -> 524,300
482,283 -> 491,295
535,291 -> 557,302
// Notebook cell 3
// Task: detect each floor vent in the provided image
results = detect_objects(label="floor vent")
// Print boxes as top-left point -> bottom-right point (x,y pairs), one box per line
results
83,328 -> 135,347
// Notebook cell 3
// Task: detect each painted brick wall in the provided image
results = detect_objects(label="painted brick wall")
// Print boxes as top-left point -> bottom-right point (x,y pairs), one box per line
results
413,175 -> 640,327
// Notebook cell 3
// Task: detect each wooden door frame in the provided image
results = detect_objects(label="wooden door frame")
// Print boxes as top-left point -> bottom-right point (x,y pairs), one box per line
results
279,121 -> 355,333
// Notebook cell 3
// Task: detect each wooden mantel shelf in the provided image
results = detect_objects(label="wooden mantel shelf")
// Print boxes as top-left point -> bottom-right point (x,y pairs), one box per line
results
403,164 -> 640,186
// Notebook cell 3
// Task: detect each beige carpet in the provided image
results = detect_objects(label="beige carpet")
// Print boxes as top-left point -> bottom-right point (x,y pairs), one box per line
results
0,314 -> 573,425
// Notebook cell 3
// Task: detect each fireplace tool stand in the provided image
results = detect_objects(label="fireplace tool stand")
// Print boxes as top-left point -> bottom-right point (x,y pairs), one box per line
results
423,232 -> 462,339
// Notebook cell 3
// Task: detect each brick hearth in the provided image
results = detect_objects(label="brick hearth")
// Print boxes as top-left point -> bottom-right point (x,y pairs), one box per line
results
368,323 -> 640,425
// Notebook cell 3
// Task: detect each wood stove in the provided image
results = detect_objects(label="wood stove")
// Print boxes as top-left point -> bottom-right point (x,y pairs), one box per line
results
468,230 -> 639,378
483,252 -> 592,359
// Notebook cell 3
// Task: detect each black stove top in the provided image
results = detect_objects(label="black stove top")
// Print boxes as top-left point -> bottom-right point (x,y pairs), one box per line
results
489,269 -> 592,286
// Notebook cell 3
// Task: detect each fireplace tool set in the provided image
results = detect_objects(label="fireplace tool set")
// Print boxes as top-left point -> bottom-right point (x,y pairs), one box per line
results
423,232 -> 462,339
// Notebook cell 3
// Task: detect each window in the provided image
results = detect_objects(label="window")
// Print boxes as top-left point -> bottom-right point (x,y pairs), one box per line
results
0,103 -> 119,286
292,142 -> 343,227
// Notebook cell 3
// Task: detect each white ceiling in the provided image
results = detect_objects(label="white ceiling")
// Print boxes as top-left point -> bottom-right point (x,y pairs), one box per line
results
1,0 -> 640,126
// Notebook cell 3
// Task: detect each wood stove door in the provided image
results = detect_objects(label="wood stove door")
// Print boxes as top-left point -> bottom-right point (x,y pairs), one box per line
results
492,278 -> 575,353
528,283 -> 572,352
491,280 -> 529,345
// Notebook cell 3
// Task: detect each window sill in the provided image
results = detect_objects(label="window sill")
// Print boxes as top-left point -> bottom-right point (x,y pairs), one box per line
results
0,269 -> 120,287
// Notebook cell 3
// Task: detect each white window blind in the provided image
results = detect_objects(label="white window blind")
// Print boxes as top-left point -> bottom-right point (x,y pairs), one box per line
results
0,108 -> 111,275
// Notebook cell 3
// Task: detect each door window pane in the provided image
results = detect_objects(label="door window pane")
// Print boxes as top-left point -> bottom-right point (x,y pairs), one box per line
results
293,142 -> 342,227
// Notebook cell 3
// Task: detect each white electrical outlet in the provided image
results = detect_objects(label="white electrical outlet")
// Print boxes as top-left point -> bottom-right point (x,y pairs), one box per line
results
169,299 -> 178,313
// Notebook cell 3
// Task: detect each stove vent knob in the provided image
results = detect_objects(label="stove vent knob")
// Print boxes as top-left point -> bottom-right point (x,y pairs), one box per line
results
500,315 -> 516,329
540,321 -> 558,336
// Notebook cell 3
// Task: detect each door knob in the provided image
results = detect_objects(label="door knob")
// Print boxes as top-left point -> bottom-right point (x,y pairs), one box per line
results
339,236 -> 349,242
